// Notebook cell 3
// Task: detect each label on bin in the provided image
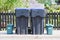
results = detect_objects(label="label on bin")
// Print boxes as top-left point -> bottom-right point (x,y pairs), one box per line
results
48,28 -> 51,29
8,27 -> 10,29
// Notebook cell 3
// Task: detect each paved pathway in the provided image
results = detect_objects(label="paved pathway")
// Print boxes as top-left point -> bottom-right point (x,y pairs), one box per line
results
0,35 -> 60,40
0,30 -> 60,40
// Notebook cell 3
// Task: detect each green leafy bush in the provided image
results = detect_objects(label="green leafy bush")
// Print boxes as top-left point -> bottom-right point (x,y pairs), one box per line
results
0,0 -> 29,12
45,4 -> 60,13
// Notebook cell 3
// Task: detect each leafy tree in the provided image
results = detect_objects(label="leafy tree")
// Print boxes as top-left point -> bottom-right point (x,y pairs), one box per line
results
36,0 -> 60,13
0,0 -> 29,12
0,0 -> 17,12
36,0 -> 52,6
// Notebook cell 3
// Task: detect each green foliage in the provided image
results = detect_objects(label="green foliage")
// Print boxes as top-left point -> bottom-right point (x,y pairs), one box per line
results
0,0 -> 17,12
15,0 -> 29,8
0,0 -> 29,12
36,0 -> 60,13
36,0 -> 51,6
36,0 -> 45,3
45,4 -> 60,13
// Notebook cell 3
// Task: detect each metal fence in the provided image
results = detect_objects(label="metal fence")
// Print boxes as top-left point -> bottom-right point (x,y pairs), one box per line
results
45,13 -> 60,29
0,13 -> 16,30
0,13 -> 60,31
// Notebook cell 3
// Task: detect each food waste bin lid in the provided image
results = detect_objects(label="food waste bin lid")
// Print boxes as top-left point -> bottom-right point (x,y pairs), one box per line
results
46,24 -> 54,27
7,24 -> 13,27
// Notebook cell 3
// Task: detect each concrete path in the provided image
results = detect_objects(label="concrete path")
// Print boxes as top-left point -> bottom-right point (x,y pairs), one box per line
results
0,35 -> 60,40
0,30 -> 60,40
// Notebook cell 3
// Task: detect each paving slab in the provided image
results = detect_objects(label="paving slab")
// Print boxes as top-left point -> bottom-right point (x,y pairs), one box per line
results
0,30 -> 60,40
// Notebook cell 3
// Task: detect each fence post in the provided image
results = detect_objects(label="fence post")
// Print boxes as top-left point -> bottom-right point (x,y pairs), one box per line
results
54,13 -> 57,29
46,13 -> 49,24
0,13 -> 1,30
57,13 -> 59,29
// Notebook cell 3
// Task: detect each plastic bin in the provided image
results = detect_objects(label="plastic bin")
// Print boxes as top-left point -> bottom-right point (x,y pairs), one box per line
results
15,8 -> 30,34
46,24 -> 53,35
31,8 -> 46,34
6,24 -> 13,34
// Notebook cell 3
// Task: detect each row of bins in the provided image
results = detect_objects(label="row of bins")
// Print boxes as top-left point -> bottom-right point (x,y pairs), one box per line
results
15,8 -> 46,34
